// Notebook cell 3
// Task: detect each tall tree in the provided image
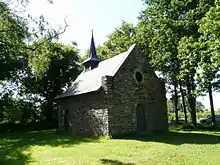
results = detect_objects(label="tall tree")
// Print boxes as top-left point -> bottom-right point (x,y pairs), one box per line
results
196,1 -> 220,124
178,37 -> 199,126
0,1 -> 28,81
138,0 -> 215,126
0,0 -> 69,80
179,80 -> 188,122
96,21 -> 136,59
22,41 -> 80,122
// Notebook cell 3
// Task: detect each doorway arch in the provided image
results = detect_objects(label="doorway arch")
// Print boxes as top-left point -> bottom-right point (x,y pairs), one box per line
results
136,104 -> 146,133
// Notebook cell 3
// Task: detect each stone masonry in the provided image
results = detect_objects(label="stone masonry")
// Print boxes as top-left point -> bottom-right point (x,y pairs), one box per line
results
107,45 -> 168,137
57,44 -> 168,137
58,91 -> 109,136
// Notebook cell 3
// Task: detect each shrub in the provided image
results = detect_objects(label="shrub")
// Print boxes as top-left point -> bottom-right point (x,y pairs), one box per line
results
0,120 -> 58,133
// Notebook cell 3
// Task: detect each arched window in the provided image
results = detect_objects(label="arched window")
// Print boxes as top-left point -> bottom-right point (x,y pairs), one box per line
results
136,104 -> 146,133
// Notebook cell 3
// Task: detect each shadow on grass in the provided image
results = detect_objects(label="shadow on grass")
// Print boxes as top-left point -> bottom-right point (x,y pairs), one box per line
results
100,159 -> 135,165
117,131 -> 220,145
0,130 -> 99,165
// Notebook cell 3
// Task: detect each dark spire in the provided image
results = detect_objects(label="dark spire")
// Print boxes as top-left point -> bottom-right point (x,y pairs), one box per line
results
89,30 -> 98,59
83,30 -> 102,71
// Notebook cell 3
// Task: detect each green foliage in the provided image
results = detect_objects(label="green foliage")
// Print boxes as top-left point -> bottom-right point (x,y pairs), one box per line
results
167,99 -> 205,113
0,0 -> 69,80
0,0 -> 80,126
28,41 -> 80,77
196,2 -> 220,90
168,110 -> 220,122
1,40 -> 81,124
137,0 -> 216,126
0,1 -> 29,80
97,21 -> 136,59
0,95 -> 40,125
23,41 -> 80,121
138,0 -> 214,77
94,0 -> 218,127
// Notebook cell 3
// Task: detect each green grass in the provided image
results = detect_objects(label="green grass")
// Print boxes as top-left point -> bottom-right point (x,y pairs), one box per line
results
0,129 -> 220,165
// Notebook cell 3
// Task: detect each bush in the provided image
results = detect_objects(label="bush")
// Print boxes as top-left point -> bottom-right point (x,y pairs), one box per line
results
182,123 -> 196,130
181,123 -> 216,131
0,120 -> 58,133
0,122 -> 22,133
167,110 -> 220,123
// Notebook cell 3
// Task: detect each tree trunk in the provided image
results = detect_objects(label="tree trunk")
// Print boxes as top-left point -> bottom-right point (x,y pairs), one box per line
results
179,80 -> 187,123
186,75 -> 197,127
174,81 -> 179,123
208,82 -> 216,125
43,100 -> 54,122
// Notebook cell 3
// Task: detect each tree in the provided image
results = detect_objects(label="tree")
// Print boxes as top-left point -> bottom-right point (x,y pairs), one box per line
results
22,41 -> 81,122
0,1 -> 28,81
0,94 -> 38,125
179,81 -> 188,122
0,0 -> 73,124
177,0 -> 218,125
196,1 -> 220,125
97,21 -> 136,59
138,0 -> 215,126
138,0 -> 185,124
167,99 -> 205,113
0,0 -> 69,80
196,101 -> 205,111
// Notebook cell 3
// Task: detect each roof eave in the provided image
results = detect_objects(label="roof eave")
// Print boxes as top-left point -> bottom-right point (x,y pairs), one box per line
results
55,86 -> 102,100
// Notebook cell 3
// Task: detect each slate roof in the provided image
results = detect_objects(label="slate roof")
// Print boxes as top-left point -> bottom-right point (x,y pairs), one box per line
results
57,44 -> 136,99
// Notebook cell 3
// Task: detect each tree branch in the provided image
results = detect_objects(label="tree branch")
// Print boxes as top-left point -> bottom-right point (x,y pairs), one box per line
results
1,17 -> 69,52
30,17 -> 69,51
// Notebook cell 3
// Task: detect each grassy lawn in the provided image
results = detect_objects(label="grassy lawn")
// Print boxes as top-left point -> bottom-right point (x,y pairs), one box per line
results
0,129 -> 220,165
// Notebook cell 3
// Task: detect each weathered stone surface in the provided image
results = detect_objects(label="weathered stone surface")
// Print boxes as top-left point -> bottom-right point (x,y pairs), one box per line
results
107,45 -> 168,136
57,45 -> 168,137
58,91 -> 109,136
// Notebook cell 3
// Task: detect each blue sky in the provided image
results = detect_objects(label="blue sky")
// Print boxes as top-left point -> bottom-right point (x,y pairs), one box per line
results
27,0 -> 144,53
26,0 -> 220,110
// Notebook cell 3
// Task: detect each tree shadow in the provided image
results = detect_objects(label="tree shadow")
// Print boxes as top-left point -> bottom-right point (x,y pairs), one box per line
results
116,131 -> 220,145
0,130 -> 99,165
100,159 -> 135,165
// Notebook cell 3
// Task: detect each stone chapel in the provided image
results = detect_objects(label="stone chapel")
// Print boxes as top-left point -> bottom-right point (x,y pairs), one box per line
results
56,32 -> 168,137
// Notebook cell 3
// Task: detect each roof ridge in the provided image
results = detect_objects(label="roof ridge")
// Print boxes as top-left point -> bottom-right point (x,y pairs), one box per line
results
100,44 -> 136,64
56,44 -> 137,99
108,44 -> 136,76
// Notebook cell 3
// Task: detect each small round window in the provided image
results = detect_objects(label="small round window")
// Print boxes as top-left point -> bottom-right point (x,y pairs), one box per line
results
135,71 -> 143,82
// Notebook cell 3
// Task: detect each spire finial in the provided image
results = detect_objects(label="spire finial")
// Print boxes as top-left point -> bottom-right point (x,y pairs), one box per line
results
82,30 -> 102,71
89,30 -> 96,58
91,29 -> 94,39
